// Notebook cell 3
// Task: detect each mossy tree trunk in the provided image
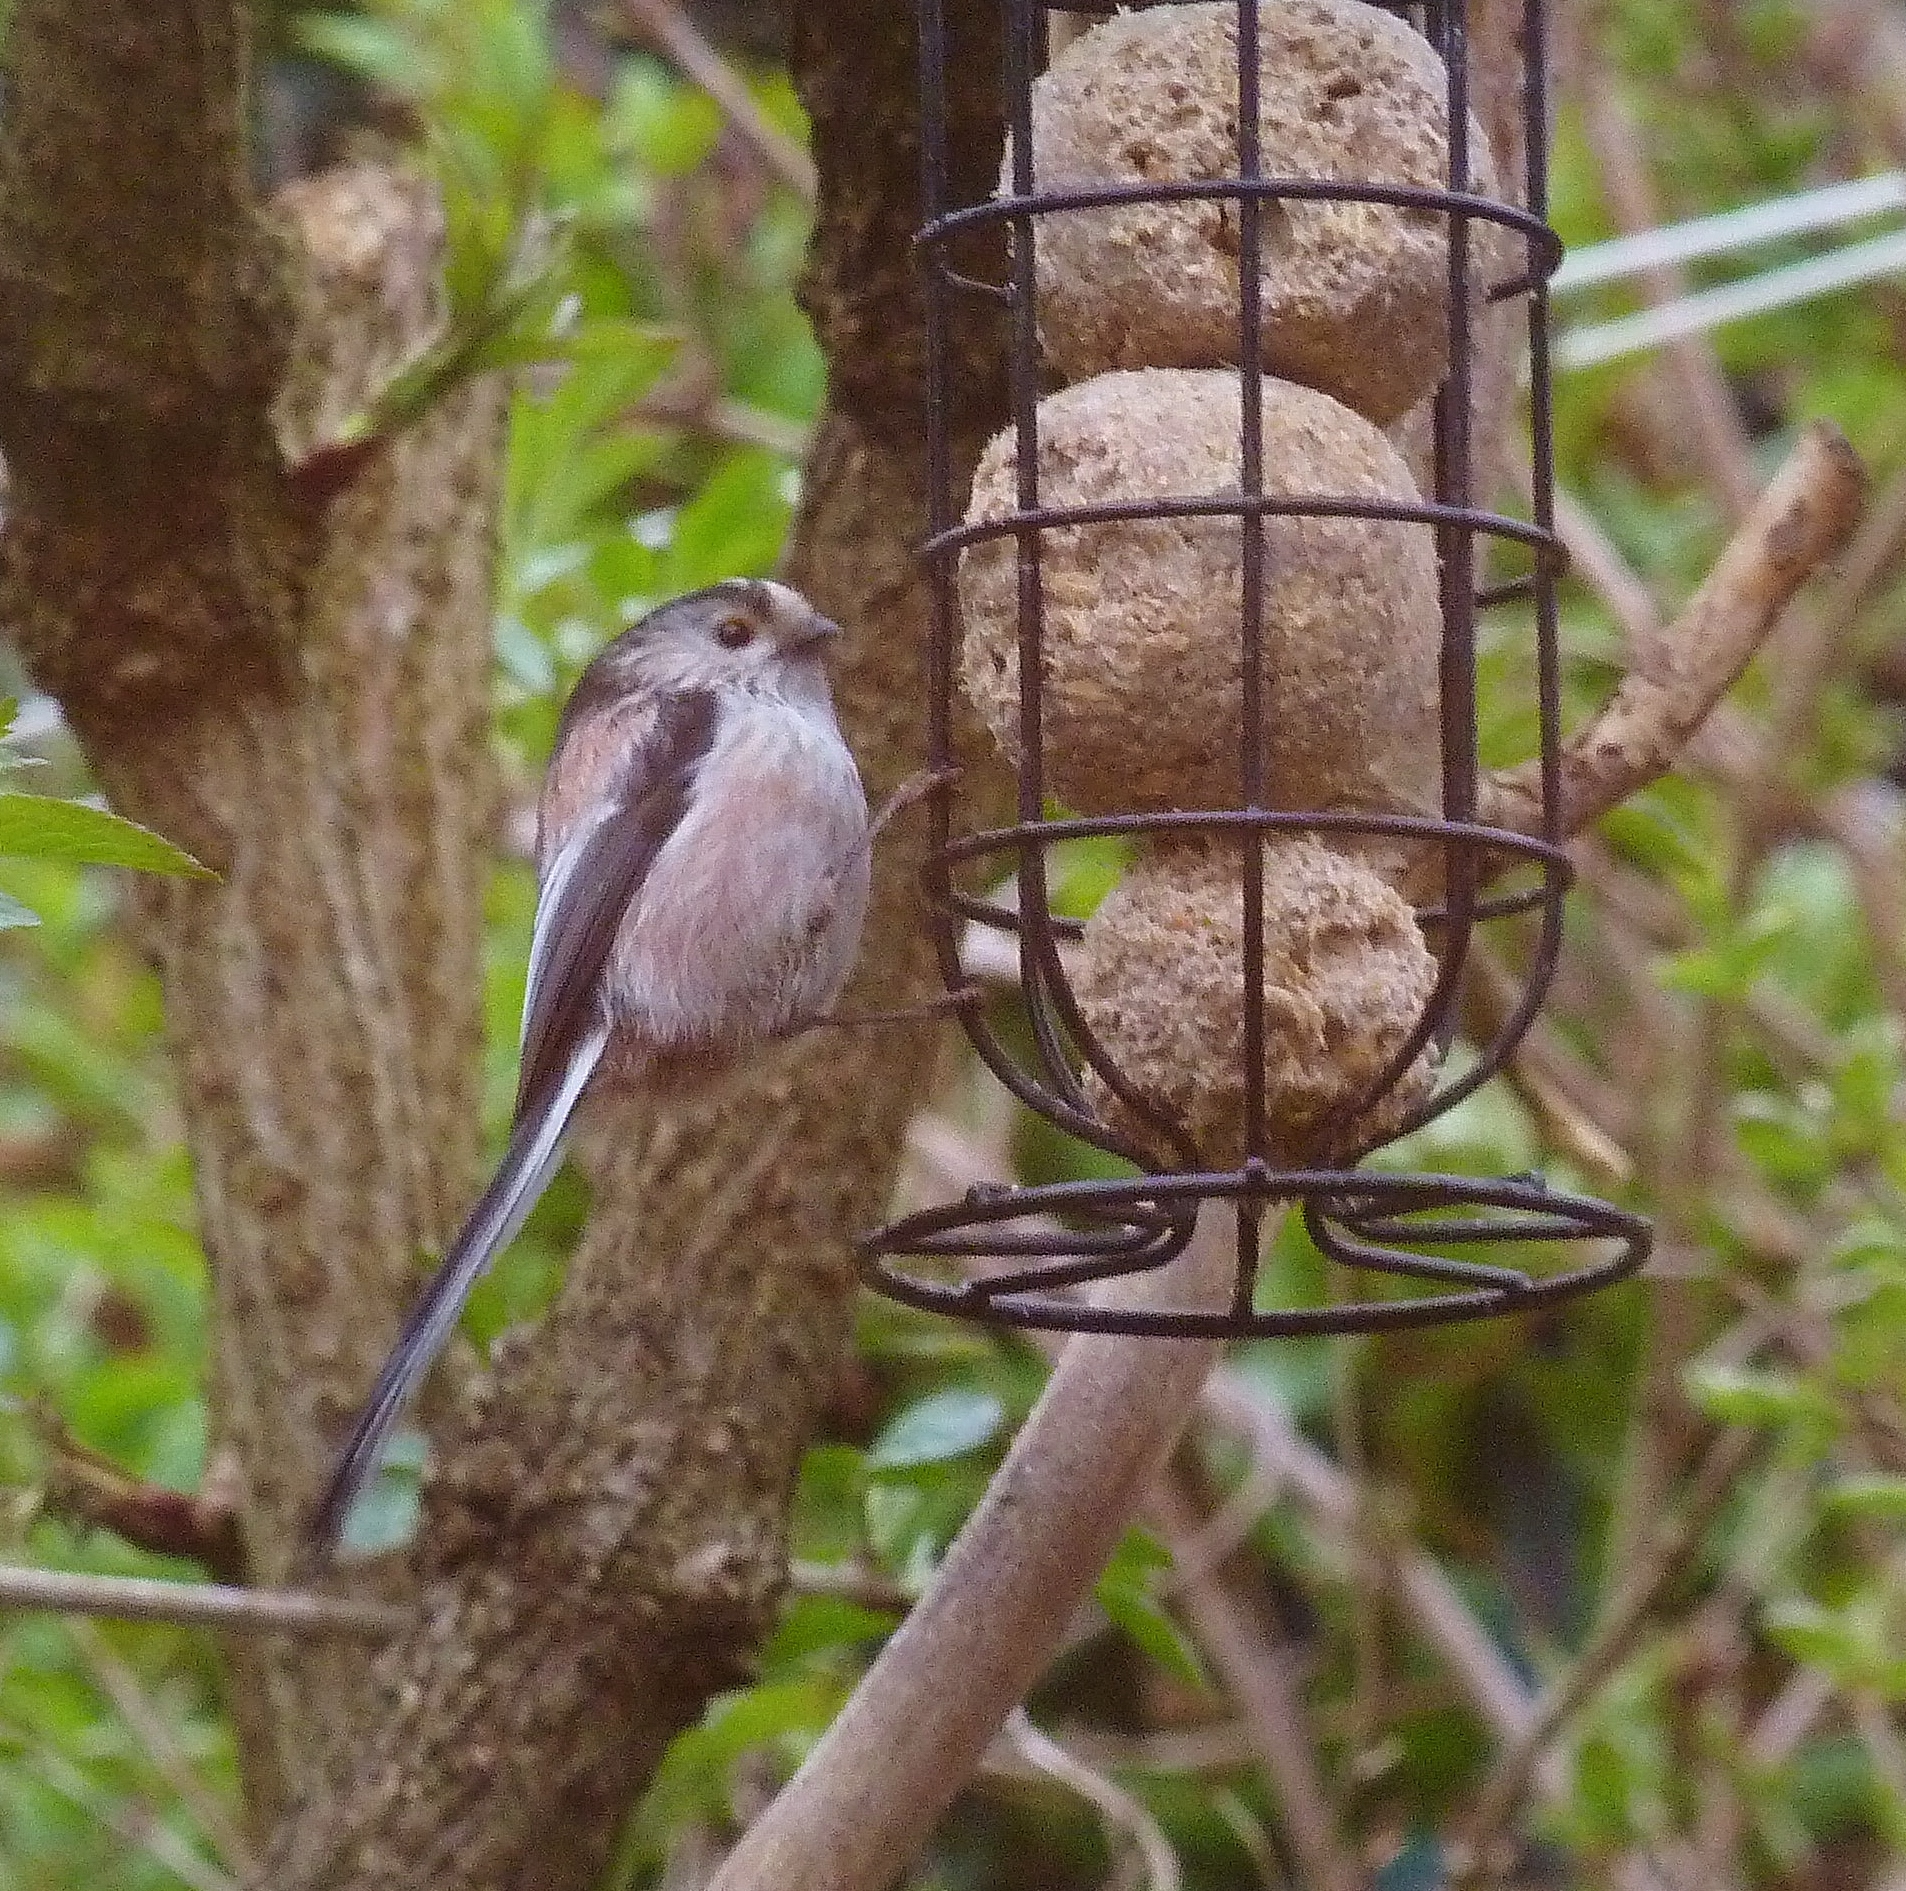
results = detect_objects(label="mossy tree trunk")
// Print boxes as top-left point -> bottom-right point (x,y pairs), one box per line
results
0,0 -> 1006,1881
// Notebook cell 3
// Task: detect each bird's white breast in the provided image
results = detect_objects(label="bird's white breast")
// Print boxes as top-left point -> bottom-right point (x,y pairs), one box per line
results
607,689 -> 870,1051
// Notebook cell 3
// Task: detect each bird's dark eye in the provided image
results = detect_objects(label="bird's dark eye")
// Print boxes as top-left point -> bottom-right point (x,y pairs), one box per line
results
715,616 -> 755,649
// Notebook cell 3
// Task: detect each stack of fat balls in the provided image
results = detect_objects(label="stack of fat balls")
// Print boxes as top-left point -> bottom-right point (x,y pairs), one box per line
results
958,0 -> 1501,1166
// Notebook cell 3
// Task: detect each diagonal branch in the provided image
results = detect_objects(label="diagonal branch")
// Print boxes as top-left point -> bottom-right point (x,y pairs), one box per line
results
708,1214 -> 1239,1891
1484,421 -> 1867,842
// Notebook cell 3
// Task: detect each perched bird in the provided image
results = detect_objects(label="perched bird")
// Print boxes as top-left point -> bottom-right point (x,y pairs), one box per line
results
309,578 -> 870,1555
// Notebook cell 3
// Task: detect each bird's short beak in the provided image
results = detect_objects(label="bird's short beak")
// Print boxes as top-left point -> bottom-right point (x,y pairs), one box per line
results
787,612 -> 843,653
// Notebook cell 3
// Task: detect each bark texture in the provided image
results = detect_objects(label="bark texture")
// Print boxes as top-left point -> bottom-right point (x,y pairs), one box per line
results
0,0 -> 996,1878
253,4 -> 1007,1888
0,2 -> 502,1829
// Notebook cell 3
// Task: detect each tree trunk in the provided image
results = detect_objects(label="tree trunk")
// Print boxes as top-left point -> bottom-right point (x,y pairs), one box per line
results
0,0 -> 1008,1879
0,3 -> 501,1823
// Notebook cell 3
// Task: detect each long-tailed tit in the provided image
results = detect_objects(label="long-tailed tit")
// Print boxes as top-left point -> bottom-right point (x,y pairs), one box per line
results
309,578 -> 869,1555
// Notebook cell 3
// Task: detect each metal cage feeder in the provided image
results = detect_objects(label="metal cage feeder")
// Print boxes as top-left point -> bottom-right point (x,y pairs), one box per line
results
859,0 -> 1653,1336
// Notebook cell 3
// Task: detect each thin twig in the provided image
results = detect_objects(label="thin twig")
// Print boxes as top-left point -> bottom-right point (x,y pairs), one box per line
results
610,0 -> 817,202
1577,61 -> 1761,521
1002,1709 -> 1183,1891
0,1717 -> 239,1891
0,1563 -> 402,1640
628,387 -> 814,458
1746,1666 -> 1834,1769
787,1560 -> 912,1613
1465,943 -> 1635,1187
66,1616 -> 257,1877
1454,1427 -> 1762,1880
1199,1372 -> 1551,1783
1555,482 -> 1665,653
1150,1479 -> 1361,1891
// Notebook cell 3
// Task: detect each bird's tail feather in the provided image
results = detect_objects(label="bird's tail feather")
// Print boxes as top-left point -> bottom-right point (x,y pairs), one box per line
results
307,1022 -> 610,1559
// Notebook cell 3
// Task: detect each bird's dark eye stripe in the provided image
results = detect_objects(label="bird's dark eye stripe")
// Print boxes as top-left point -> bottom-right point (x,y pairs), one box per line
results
716,616 -> 755,648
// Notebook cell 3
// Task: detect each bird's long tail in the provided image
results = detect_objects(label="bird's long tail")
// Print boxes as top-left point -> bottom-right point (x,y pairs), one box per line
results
307,1022 -> 610,1558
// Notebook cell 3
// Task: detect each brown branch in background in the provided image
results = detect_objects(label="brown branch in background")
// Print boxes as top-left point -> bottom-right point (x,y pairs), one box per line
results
1197,1371 -> 1557,1797
1453,1427 -> 1762,1883
1553,482 -> 1665,655
1000,1709 -> 1183,1891
1466,944 -> 1634,1186
1149,1479 -> 1362,1891
627,386 -> 815,458
65,1616 -> 259,1878
612,0 -> 817,202
1484,421 -> 1867,841
1573,40 -> 1761,521
1562,476 -> 1906,1037
0,1726 -> 239,1891
1801,0 -> 1906,166
34,1422 -> 244,1583
0,1564 -> 404,1640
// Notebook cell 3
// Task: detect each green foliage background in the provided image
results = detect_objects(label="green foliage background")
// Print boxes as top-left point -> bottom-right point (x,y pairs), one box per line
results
3,1 -> 1906,1885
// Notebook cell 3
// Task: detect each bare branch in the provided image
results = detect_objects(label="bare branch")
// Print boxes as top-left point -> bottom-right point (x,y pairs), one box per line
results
1150,1479 -> 1361,1891
0,1564 -> 402,1641
66,1616 -> 259,1877
706,1212 -> 1237,1891
1001,1709 -> 1183,1891
614,0 -> 817,202
1575,50 -> 1761,521
1454,1427 -> 1762,1878
30,1421 -> 243,1581
1198,1372 -> 1553,1787
0,1719 -> 240,1891
1484,421 -> 1867,841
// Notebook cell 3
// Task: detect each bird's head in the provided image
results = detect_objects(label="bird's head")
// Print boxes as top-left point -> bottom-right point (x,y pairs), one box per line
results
611,579 -> 843,699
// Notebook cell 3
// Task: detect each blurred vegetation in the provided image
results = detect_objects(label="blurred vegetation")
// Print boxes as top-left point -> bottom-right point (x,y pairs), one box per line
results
3,0 -> 1906,1885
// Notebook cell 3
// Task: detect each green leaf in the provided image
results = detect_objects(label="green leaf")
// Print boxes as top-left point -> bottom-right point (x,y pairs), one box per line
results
0,796 -> 212,878
761,1591 -> 900,1669
1683,1360 -> 1834,1432
1822,1474 -> 1906,1523
293,13 -> 424,93
867,1388 -> 1004,1471
1762,1598 -> 1874,1682
1657,905 -> 1795,999
1096,1529 -> 1208,1690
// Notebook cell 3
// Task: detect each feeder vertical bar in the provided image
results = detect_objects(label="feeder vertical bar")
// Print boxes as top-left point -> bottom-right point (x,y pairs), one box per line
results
917,0 -> 963,1009
1523,0 -> 1569,1010
1004,0 -> 1074,1103
1431,0 -> 1480,1023
1234,0 -> 1270,1313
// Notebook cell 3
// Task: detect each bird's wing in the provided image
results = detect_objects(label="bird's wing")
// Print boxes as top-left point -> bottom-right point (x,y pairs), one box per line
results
516,685 -> 719,1121
307,685 -> 721,1560
306,1020 -> 608,1558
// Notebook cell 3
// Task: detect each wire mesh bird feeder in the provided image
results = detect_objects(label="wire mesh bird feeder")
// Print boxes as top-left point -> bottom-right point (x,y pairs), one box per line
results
860,0 -> 1654,1336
